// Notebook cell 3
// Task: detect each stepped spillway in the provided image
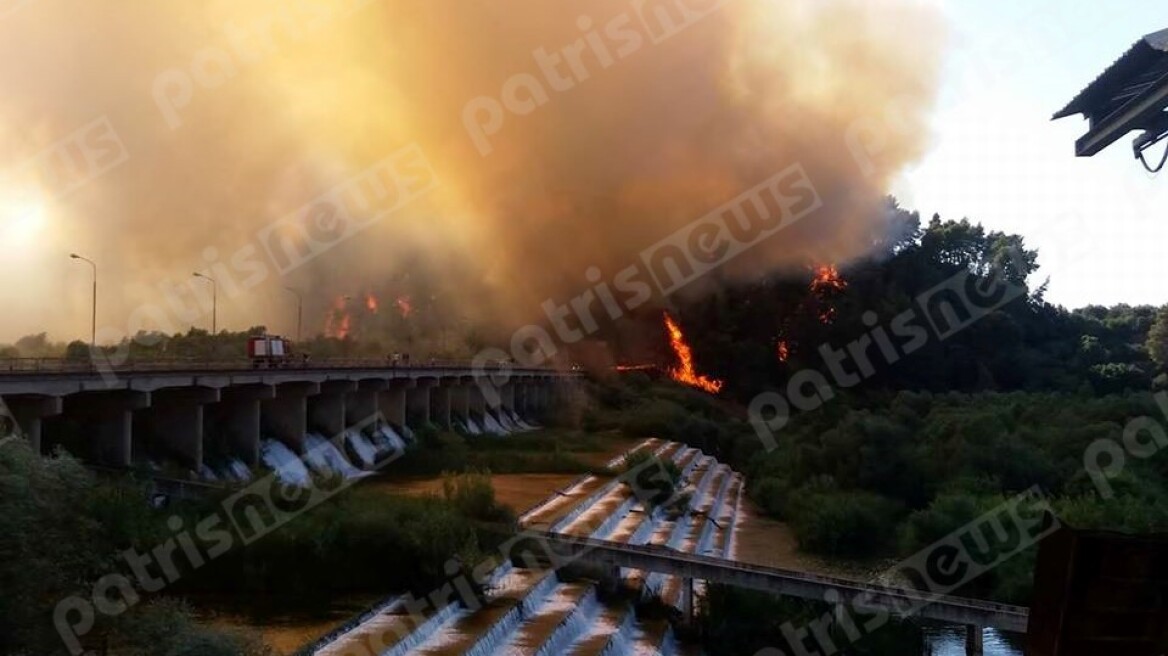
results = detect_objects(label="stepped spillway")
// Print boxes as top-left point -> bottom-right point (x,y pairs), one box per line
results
312,439 -> 747,656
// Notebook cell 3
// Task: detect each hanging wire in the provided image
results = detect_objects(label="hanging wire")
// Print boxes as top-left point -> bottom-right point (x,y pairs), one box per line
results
1137,135 -> 1168,174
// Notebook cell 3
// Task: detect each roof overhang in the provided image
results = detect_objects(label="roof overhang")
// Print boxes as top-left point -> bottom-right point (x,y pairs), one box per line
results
1054,28 -> 1168,157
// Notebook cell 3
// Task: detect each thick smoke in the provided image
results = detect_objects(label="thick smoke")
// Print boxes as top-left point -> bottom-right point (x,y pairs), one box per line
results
0,0 -> 945,342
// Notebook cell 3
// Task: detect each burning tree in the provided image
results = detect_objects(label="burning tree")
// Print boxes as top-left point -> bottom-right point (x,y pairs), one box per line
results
663,312 -> 724,395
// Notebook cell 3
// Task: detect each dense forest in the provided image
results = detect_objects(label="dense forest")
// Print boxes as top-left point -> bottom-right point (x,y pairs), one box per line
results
3,206 -> 1167,654
570,205 -> 1168,653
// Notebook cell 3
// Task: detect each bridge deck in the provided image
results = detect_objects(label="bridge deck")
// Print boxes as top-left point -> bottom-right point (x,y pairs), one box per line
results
536,531 -> 1029,632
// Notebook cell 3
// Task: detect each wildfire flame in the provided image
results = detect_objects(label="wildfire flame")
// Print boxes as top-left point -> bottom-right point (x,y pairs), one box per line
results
366,293 -> 379,314
811,264 -> 847,325
811,265 -> 847,294
777,340 -> 791,363
663,312 -> 724,394
615,364 -> 656,373
325,296 -> 352,339
396,295 -> 413,318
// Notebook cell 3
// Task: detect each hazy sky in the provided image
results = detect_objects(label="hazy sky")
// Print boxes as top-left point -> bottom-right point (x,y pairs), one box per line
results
898,0 -> 1168,309
1,1 -> 1166,345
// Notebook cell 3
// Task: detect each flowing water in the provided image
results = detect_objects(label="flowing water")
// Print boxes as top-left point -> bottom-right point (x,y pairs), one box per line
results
345,429 -> 380,468
483,413 -> 508,435
923,626 -> 1023,655
371,424 -> 408,455
304,433 -> 366,480
260,435 -> 1024,655
221,458 -> 254,482
261,439 -> 312,487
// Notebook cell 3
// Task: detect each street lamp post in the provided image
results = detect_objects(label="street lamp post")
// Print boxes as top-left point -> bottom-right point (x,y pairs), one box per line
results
69,254 -> 96,349
284,287 -> 303,342
192,273 -> 217,335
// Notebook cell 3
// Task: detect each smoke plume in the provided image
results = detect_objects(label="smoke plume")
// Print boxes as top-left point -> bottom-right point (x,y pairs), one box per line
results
0,0 -> 946,343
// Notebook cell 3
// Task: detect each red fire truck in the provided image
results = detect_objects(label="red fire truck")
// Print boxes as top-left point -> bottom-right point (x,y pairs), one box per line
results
247,335 -> 296,368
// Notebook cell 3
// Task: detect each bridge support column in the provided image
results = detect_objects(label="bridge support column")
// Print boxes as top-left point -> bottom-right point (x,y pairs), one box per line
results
468,384 -> 487,431
406,380 -> 432,429
679,578 -> 695,623
2,395 -> 62,454
965,626 -> 983,656
140,388 -> 220,472
262,382 -> 318,454
309,381 -> 356,437
347,380 -> 386,429
514,382 -> 530,417
603,565 -> 622,596
450,380 -> 470,430
500,384 -> 516,415
430,380 -> 452,430
63,391 -> 150,467
209,384 -> 273,467
379,383 -> 407,430
535,383 -> 549,412
483,379 -> 509,431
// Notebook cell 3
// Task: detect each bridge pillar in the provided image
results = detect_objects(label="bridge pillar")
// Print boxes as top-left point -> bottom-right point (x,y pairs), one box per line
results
208,384 -> 273,467
679,577 -> 695,623
406,380 -> 433,429
309,381 -> 356,437
500,383 -> 516,414
430,380 -> 453,430
262,382 -> 318,454
2,395 -> 62,454
513,382 -> 530,417
379,382 -> 408,430
468,383 -> 487,430
535,383 -> 550,412
139,388 -> 220,472
347,380 -> 386,429
965,625 -> 983,656
450,379 -> 470,430
63,391 -> 150,467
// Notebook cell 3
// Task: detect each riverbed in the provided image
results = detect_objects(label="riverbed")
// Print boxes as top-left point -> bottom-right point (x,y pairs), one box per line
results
209,436 -> 1025,655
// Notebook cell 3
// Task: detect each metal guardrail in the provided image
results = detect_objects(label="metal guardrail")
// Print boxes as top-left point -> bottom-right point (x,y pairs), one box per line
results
0,357 -> 574,376
534,531 -> 1030,620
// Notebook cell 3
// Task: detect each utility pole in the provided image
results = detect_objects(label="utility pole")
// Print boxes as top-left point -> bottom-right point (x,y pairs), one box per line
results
284,287 -> 303,342
69,253 -> 96,349
192,272 -> 217,335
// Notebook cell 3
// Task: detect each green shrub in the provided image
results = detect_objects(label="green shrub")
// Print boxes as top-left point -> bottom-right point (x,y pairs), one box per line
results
442,470 -> 510,522
787,489 -> 903,558
114,599 -> 271,656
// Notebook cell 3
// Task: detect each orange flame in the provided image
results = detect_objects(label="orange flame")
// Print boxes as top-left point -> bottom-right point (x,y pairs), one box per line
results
366,293 -> 379,314
325,296 -> 352,339
395,295 -> 413,318
811,264 -> 847,325
615,364 -> 656,372
811,265 -> 847,294
663,312 -> 723,394
777,340 -> 791,363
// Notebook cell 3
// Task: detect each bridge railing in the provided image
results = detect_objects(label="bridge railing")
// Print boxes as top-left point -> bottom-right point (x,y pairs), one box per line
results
0,357 -> 575,376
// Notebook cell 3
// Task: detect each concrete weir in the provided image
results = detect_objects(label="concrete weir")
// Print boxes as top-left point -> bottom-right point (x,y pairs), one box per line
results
0,364 -> 576,471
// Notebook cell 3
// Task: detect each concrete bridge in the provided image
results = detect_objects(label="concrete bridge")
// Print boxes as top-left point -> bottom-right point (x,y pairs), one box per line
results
0,359 -> 577,472
536,531 -> 1028,655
